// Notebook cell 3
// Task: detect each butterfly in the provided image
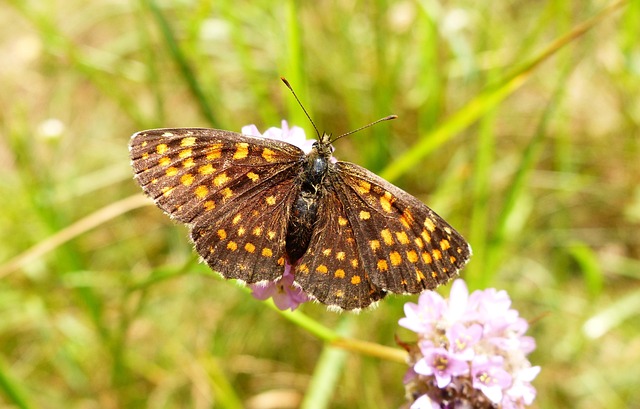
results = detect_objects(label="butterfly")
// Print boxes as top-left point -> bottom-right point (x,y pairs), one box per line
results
129,81 -> 471,310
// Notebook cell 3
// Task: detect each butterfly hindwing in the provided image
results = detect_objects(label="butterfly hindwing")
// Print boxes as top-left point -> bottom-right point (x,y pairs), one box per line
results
191,176 -> 299,283
332,161 -> 472,295
293,185 -> 387,310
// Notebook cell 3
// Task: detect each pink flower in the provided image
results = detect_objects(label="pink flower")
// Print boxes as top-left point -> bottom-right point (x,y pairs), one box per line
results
400,279 -> 540,408
414,347 -> 469,388
409,394 -> 438,409
505,366 -> 541,407
471,356 -> 512,404
250,262 -> 310,311
447,322 -> 482,360
242,120 -> 315,153
399,291 -> 446,334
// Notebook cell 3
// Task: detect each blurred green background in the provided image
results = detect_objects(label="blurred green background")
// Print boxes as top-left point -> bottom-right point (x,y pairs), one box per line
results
1,0 -> 638,408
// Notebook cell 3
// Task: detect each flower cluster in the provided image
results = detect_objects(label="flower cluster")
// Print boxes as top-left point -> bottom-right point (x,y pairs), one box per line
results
244,121 -> 312,311
400,280 -> 539,409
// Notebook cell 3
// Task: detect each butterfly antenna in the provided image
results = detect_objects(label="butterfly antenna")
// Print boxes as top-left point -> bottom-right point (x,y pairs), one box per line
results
280,77 -> 322,139
330,115 -> 398,143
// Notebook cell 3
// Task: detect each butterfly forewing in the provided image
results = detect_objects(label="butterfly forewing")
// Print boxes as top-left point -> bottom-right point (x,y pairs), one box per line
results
130,128 -> 305,282
333,162 -> 471,295
130,128 -> 303,224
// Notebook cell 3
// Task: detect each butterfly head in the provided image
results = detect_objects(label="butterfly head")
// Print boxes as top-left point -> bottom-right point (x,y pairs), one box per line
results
311,132 -> 334,157
303,133 -> 332,186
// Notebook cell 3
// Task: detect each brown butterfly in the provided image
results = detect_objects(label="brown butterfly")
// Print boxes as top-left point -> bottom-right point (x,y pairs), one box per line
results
129,79 -> 471,310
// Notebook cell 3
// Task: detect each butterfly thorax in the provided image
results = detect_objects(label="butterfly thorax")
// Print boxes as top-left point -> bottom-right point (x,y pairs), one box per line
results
284,134 -> 333,263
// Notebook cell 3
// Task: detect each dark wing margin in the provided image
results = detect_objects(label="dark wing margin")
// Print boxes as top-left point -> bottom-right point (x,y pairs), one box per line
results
332,161 -> 472,295
129,128 -> 304,283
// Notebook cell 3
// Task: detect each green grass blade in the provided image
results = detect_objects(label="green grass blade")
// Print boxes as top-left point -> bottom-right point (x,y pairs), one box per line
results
484,66 -> 572,280
144,0 -> 217,125
380,0 -> 627,182
567,241 -> 605,298
0,355 -> 35,409
299,317 -> 352,409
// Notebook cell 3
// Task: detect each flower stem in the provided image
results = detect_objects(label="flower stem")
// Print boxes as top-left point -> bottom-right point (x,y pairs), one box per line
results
330,337 -> 408,364
269,301 -> 408,363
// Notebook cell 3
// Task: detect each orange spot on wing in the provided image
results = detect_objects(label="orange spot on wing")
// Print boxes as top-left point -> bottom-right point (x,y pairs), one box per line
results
389,251 -> 402,266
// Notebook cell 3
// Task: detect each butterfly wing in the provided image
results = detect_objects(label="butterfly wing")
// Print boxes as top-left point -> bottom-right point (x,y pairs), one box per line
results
333,161 -> 472,295
292,187 -> 388,310
293,160 -> 471,309
129,128 -> 304,283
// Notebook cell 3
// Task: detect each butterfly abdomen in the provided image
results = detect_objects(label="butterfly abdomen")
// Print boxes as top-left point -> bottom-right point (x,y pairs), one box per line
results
286,191 -> 319,262
285,146 -> 331,263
